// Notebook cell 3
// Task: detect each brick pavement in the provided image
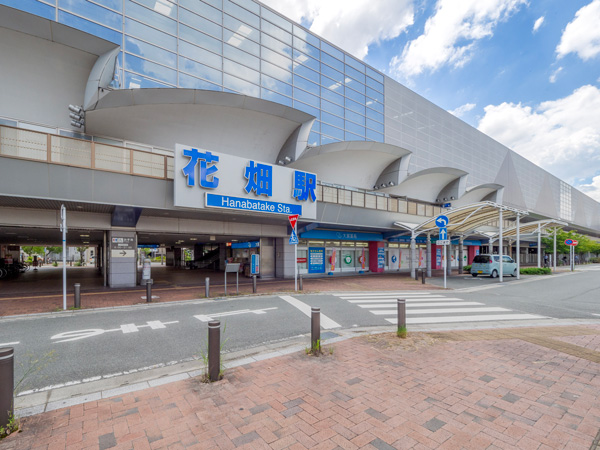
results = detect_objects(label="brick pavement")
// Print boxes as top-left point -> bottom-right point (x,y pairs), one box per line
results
2,325 -> 600,449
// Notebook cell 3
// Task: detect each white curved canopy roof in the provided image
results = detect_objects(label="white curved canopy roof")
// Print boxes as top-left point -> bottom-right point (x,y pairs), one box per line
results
385,167 -> 467,203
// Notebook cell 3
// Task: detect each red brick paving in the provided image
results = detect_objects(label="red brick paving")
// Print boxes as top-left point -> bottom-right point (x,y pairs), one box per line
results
2,326 -> 600,449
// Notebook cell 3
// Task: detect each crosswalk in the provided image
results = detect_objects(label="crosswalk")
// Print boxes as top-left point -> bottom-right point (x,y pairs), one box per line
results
332,292 -> 547,325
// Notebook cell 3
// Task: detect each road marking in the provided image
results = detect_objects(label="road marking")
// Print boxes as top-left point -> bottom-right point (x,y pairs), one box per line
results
51,321 -> 179,343
357,302 -> 484,308
334,292 -> 434,297
193,307 -> 277,322
279,296 -> 341,329
386,314 -> 545,325
347,297 -> 466,303
371,307 -> 511,315
0,342 -> 19,346
339,295 -> 446,300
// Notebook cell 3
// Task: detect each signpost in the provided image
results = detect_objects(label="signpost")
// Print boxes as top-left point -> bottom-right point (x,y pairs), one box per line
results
436,215 -> 449,288
289,214 -> 299,290
564,239 -> 578,272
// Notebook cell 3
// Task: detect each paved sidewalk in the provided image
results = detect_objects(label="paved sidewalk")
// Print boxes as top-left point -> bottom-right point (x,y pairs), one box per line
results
2,324 -> 600,449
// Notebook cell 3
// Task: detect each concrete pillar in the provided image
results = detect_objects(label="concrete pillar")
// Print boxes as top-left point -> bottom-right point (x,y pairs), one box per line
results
410,235 -> 416,279
426,233 -> 432,277
458,237 -> 464,274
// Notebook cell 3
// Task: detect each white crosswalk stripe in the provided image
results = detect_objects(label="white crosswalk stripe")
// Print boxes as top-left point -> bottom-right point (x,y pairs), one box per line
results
333,291 -> 547,325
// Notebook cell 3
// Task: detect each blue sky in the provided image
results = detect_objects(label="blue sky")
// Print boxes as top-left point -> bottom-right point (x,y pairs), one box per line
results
262,0 -> 600,200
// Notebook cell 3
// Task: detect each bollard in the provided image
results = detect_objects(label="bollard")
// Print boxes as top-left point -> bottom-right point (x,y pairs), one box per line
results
397,299 -> 406,334
74,283 -> 81,309
311,307 -> 320,351
146,279 -> 153,303
0,347 -> 14,430
208,320 -> 221,382
252,275 -> 257,293
414,269 -> 419,281
421,269 -> 426,284
205,277 -> 210,298
299,274 -> 303,291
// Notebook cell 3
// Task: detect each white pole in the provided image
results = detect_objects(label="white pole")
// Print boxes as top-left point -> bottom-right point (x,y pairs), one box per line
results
294,223 -> 298,291
537,224 -> 541,268
443,244 -> 447,289
499,208 -> 503,283
61,205 -> 67,310
553,229 -> 556,272
516,214 -> 521,280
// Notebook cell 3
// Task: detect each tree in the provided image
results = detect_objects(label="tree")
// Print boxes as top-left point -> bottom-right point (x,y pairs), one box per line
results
21,246 -> 45,256
76,246 -> 89,265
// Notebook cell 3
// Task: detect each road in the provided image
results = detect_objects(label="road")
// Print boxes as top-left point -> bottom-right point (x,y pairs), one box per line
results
1,267 -> 599,394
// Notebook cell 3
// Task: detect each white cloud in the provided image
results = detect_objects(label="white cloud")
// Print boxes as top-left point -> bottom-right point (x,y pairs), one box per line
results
448,103 -> 476,117
390,0 -> 526,78
549,66 -> 563,83
578,175 -> 600,201
556,0 -> 600,61
259,0 -> 414,60
477,85 -> 600,186
533,16 -> 545,33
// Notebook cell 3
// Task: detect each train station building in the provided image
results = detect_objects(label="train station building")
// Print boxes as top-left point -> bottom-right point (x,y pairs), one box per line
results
0,1 -> 599,288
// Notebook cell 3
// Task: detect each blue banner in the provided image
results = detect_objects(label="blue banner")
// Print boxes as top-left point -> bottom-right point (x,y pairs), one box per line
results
251,254 -> 260,274
206,193 -> 302,215
308,247 -> 325,273
231,241 -> 260,249
377,247 -> 385,269
300,230 -> 383,241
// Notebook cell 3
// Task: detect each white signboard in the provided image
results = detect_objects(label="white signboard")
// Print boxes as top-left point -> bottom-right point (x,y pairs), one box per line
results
174,144 -> 317,220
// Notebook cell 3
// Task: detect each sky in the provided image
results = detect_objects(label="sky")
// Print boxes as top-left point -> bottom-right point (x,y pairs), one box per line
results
259,0 -> 600,202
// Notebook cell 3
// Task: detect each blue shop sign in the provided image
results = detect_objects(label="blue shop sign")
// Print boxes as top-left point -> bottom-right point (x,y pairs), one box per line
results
377,247 -> 385,269
300,230 -> 383,241
308,247 -> 325,273
231,241 -> 260,249
449,239 -> 482,246
206,193 -> 302,215
389,236 -> 428,244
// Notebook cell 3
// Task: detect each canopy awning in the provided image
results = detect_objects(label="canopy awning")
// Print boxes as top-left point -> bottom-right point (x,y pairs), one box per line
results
490,219 -> 568,239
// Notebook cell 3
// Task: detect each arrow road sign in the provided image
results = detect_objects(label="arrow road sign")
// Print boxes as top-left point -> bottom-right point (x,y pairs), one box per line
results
289,229 -> 299,245
435,215 -> 449,228
438,227 -> 448,240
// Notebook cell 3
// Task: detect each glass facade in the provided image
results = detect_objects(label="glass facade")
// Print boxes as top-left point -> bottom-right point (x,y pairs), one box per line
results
3,0 -> 385,146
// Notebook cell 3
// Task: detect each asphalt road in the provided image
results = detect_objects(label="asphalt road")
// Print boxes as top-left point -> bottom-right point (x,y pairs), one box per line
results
1,266 -> 599,393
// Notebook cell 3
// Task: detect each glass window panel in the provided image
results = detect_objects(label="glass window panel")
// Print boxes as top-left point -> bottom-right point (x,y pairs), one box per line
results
129,0 -> 176,18
261,7 -> 291,32
320,52 -> 344,72
321,75 -> 344,95
345,109 -> 365,125
224,44 -> 259,70
345,87 -> 365,105
125,54 -> 177,85
366,107 -> 384,123
261,75 -> 292,96
345,131 -> 364,141
293,25 -> 320,47
367,100 -> 384,114
311,120 -> 320,132
293,100 -> 320,118
345,121 -> 365,136
293,39 -> 319,60
261,20 -> 291,45
293,74 -> 319,93
179,40 -> 222,69
321,111 -> 344,129
261,33 -> 292,57
179,56 -> 222,84
179,24 -> 221,54
3,0 -> 55,19
345,98 -> 365,115
224,14 -> 259,42
125,36 -> 176,66
366,76 -> 384,93
59,11 -> 122,44
125,1 -> 176,34
125,70 -> 172,88
321,123 -> 344,140
179,7 -> 221,39
345,56 -> 365,73
92,0 -> 122,11
321,86 -> 344,106
223,73 -> 259,96
292,51 -> 318,73
366,66 -> 384,83
366,129 -> 384,142
261,88 -> 292,107
229,0 -> 258,14
261,47 -> 292,71
366,118 -> 384,133
223,29 -> 260,55
179,72 -> 222,91
179,0 -> 221,23
345,66 -> 365,85
308,131 -> 320,146
224,0 -> 259,28
125,18 -> 177,51
59,0 -> 122,29
321,41 -> 343,60
366,86 -> 383,103
261,60 -> 292,84
345,77 -> 365,94
321,64 -> 343,83
293,62 -> 319,83
224,59 -> 259,84
321,135 -> 340,145
293,88 -> 319,108
321,99 -> 344,116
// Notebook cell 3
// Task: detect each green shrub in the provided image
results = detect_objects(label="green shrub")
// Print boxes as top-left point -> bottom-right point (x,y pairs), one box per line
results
52,262 -> 58,267
463,265 -> 471,272
590,257 -> 600,264
520,267 -> 551,275
74,262 -> 81,267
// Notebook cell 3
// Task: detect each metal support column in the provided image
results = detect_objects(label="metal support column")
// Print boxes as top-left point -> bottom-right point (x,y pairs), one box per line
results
410,232 -> 416,279
426,233 -> 432,278
553,229 -> 557,272
103,231 -> 107,287
537,224 -> 541,268
516,214 -> 521,280
458,236 -> 464,274
61,205 -> 67,310
499,208 -> 504,282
